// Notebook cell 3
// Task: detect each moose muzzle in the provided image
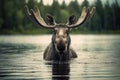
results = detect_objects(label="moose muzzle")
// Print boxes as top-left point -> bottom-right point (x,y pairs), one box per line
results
55,37 -> 67,52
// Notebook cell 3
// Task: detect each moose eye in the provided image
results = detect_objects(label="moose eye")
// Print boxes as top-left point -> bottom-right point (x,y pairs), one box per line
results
56,35 -> 60,38
57,35 -> 60,38
63,35 -> 66,38
65,28 -> 69,31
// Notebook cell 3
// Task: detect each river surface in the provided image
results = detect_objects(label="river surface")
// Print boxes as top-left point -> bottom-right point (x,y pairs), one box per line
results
0,35 -> 120,80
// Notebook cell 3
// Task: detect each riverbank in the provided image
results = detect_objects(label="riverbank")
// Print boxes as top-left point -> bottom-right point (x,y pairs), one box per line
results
0,29 -> 120,35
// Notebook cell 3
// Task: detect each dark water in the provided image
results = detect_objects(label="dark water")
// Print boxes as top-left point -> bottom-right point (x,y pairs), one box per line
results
0,35 -> 120,80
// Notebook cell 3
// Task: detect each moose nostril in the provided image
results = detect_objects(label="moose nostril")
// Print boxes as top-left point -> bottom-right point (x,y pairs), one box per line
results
65,41 -> 67,43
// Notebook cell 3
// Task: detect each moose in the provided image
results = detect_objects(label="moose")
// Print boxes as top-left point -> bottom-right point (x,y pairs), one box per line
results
25,5 -> 95,61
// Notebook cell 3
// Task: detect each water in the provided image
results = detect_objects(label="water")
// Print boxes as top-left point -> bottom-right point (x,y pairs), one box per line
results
0,35 -> 120,80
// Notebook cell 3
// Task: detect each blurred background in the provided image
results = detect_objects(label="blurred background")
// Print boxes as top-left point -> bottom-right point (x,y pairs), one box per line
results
0,0 -> 120,80
0,0 -> 120,34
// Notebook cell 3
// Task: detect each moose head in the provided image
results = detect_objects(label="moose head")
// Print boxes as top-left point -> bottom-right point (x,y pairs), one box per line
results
25,5 -> 95,61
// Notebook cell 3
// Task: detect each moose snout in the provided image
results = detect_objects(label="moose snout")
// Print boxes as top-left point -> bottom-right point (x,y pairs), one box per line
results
57,40 -> 65,51
55,38 -> 67,52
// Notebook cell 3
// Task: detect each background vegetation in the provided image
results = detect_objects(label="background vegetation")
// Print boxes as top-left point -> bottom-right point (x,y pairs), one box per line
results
0,0 -> 120,34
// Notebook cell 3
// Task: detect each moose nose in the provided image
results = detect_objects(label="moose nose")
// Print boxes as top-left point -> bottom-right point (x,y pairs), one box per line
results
57,39 -> 66,51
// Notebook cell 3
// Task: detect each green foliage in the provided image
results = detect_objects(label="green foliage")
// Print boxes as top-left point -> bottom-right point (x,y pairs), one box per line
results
60,9 -> 69,23
81,0 -> 89,7
104,0 -> 113,30
0,0 -> 120,34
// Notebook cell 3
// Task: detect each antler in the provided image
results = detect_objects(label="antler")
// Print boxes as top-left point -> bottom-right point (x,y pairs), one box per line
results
86,7 -> 96,20
67,7 -> 96,28
24,5 -> 55,29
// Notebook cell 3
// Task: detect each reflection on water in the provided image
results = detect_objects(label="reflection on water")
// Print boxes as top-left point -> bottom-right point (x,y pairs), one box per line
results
52,62 -> 70,80
0,35 -> 120,80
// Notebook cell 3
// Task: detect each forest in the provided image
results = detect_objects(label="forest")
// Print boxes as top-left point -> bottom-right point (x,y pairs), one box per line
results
0,0 -> 120,34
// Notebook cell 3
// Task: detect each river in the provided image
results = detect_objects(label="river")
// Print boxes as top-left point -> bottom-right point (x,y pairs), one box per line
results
0,35 -> 120,80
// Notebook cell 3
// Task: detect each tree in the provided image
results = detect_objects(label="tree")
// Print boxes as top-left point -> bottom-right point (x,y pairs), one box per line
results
81,0 -> 90,30
61,0 -> 66,9
104,0 -> 114,30
68,0 -> 80,14
112,0 -> 120,30
60,9 -> 69,23
51,0 -> 61,23
81,0 -> 89,7
0,0 -> 16,31
0,0 -> 4,29
0,0 -> 120,34
95,0 -> 105,31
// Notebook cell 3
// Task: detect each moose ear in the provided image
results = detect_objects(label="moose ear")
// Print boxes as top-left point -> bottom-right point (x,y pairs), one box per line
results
46,14 -> 55,25
67,14 -> 76,25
